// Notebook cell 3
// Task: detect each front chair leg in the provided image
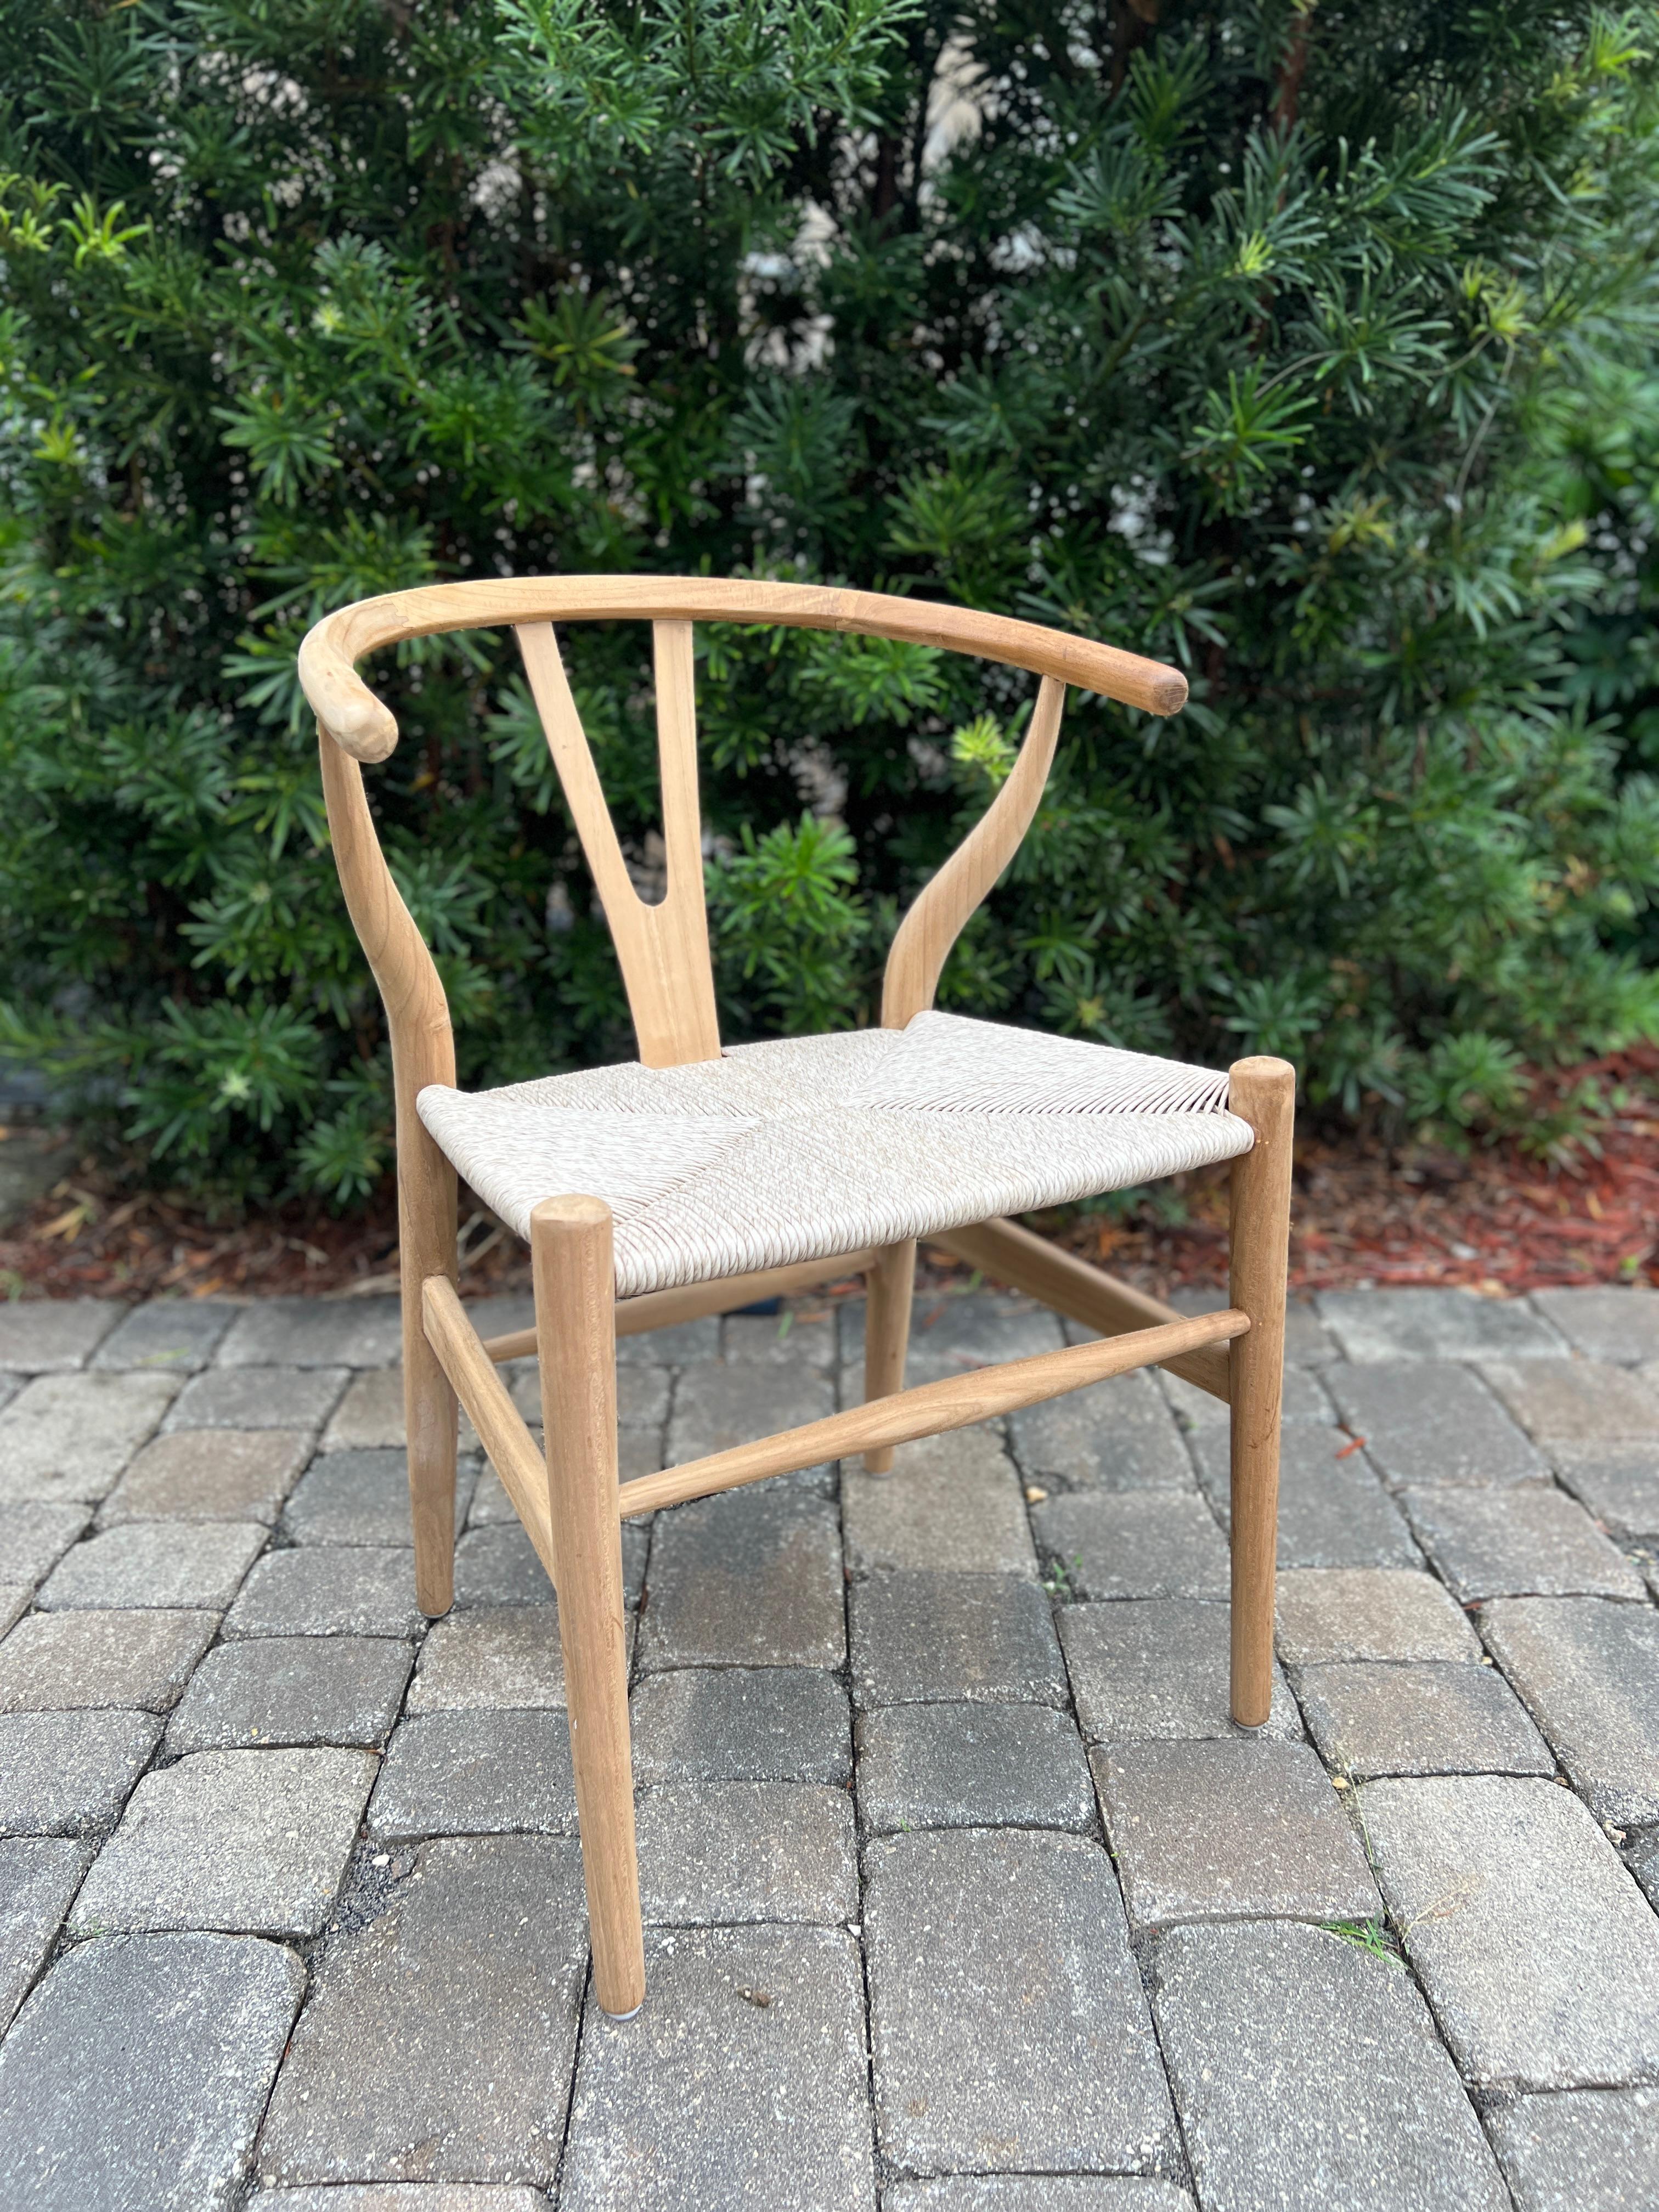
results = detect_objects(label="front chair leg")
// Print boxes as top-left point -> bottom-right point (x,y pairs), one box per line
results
532,1194 -> 646,2019
1226,1056 -> 1296,1728
862,1238 -> 917,1475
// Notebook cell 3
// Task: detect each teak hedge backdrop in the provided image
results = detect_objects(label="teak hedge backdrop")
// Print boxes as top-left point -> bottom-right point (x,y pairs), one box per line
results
3,0 -> 1658,1207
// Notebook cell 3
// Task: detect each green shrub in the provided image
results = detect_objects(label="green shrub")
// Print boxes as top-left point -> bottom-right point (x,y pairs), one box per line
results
3,0 -> 1659,1206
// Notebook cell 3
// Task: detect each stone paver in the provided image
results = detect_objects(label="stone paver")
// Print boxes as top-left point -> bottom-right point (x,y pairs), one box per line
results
850,1570 -> 1067,1708
0,1370 -> 179,1503
639,1487 -> 845,1671
72,1746 -> 376,1938
452,1522 -> 557,1606
0,1606 -> 218,1711
369,1711 -> 575,1838
1058,1600 -> 1302,1744
37,1519 -> 266,1611
0,1709 -> 159,1835
9,1276 -> 1659,2205
166,1366 -> 348,1434
1032,1492 -> 1231,1601
864,1826 -> 1176,2174
856,1702 -> 1097,1834
723,1308 -> 838,1367
283,1448 -> 476,1548
1192,1425 -> 1420,1568
562,1925 -> 873,2212
630,1667 -> 852,1785
1323,1363 -> 1547,1487
1402,1486 -> 1647,1602
635,1781 -> 857,1923
97,1429 -> 311,1526
217,1295 -> 403,1369
1317,1288 -> 1562,1363
0,1838 -> 88,2029
1550,1444 -> 1659,1538
0,1931 -> 304,2211
1362,1775 -> 1659,2087
1485,2086 -> 1659,2212
1093,1740 -> 1379,1932
92,1300 -> 237,1373
1294,1661 -> 1552,1779
1531,1288 -> 1659,1365
842,1427 -> 1036,1575
1008,1370 -> 1194,1489
1274,1567 -> 1482,1664
257,1836 -> 586,2188
1152,1921 -> 1508,2212
407,1605 -> 568,1711
224,1547 -> 424,1639
0,1297 -> 125,1372
1481,1358 -> 1659,1445
1481,1598 -> 1659,1824
0,1499 -> 89,1582
166,1635 -> 414,1752
853,1293 -> 1063,1382
668,1360 -> 835,1472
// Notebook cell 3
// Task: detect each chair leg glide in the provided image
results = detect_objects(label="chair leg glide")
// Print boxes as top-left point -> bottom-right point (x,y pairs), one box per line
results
1226,1056 -> 1296,1729
532,1193 -> 646,2018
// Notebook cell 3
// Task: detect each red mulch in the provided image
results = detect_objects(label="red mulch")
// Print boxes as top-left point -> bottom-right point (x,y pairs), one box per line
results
4,1048 -> 1656,1304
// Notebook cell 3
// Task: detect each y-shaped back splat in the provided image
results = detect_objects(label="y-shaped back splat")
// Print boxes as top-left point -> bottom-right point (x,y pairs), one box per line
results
517,619 -> 721,1069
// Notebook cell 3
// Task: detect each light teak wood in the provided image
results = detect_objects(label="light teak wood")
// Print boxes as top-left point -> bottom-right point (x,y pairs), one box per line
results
933,1216 -> 1232,1401
617,1306 -> 1250,1519
301,577 -> 1187,763
883,676 -> 1066,1029
532,1195 -> 644,2018
318,740 -> 459,1615
420,1274 -> 555,1583
479,1248 -> 879,1364
517,620 -> 720,1069
1224,1057 -> 1296,1727
861,1238 -> 917,1474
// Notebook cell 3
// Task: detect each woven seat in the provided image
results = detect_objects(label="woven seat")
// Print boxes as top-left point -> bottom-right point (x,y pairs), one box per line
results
417,1012 -> 1252,1299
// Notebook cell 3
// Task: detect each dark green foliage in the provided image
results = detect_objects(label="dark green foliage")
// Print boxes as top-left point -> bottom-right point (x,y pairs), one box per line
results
3,0 -> 1658,1206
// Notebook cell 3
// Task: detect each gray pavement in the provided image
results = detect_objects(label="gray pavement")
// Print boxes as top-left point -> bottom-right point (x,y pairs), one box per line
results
1,1282 -> 1658,2207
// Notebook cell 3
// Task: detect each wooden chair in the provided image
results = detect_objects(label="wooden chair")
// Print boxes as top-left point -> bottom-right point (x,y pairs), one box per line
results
298,578 -> 1292,2018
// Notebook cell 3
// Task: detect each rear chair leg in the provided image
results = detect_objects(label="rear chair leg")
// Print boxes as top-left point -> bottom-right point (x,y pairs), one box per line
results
400,1131 -> 459,1617
1226,1057 -> 1296,1728
862,1238 -> 917,1474
532,1194 -> 645,2018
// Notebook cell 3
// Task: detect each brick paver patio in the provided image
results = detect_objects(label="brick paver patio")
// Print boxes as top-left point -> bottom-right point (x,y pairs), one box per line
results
2,1281 -> 1659,2207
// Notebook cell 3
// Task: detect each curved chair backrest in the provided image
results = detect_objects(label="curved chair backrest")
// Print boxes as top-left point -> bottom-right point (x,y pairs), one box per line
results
297,578 -> 1187,1088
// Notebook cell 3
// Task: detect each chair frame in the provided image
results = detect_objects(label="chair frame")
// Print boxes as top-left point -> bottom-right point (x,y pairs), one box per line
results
299,577 -> 1293,2019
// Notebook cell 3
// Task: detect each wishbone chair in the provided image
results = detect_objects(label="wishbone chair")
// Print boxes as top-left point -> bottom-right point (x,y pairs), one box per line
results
298,577 -> 1293,2018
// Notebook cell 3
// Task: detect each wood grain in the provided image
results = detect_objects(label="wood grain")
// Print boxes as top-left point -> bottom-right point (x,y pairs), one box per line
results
420,1274 -> 555,1584
300,577 -> 1187,763
532,1194 -> 645,2017
932,1216 -> 1232,1401
1224,1056 -> 1295,1728
617,1306 -> 1249,1519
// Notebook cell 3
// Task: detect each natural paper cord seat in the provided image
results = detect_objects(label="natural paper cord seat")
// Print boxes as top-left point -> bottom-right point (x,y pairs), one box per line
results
298,574 -> 1295,2023
417,1012 -> 1253,1297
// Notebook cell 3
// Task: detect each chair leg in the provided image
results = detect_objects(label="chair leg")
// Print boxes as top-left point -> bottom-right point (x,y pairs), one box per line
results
1226,1056 -> 1296,1728
532,1193 -> 645,2019
400,1135 -> 459,1618
862,1237 -> 917,1475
